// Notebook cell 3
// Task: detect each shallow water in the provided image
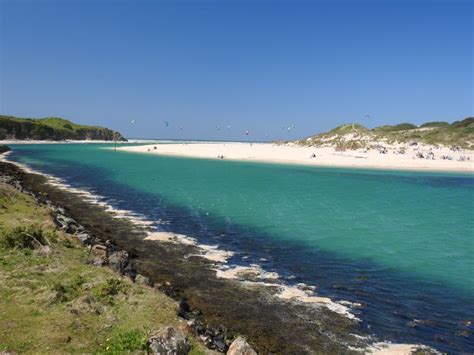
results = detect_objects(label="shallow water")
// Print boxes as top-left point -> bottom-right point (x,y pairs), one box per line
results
7,143 -> 474,352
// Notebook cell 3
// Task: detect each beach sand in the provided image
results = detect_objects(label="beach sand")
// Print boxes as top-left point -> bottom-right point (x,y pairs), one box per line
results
117,142 -> 474,173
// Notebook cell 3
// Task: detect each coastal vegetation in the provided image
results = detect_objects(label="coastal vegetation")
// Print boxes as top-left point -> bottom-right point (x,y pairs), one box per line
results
0,181 -> 205,353
0,115 -> 126,141
295,117 -> 474,149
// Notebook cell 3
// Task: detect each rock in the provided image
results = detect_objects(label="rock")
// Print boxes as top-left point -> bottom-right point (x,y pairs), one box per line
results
214,340 -> 227,352
77,232 -> 92,245
122,260 -> 137,279
54,214 -> 83,234
135,274 -> 153,287
227,337 -> 257,355
55,206 -> 66,215
455,330 -> 472,338
148,327 -> 190,355
90,256 -> 107,267
91,244 -> 107,258
107,250 -> 129,274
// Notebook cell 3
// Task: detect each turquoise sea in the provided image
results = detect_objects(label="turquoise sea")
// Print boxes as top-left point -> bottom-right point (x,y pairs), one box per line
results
7,143 -> 474,352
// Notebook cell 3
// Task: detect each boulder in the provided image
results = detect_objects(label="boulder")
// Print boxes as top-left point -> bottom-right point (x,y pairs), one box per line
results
148,327 -> 190,355
107,250 -> 129,274
55,206 -> 66,215
135,274 -> 153,287
227,337 -> 257,355
90,256 -> 107,267
91,244 -> 107,258
76,232 -> 92,245
122,260 -> 137,279
54,214 -> 83,234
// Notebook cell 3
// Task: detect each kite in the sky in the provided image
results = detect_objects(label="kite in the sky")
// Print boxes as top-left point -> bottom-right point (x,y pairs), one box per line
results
130,120 -> 135,124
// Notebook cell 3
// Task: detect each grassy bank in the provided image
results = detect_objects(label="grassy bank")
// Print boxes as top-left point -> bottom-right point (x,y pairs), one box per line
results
0,115 -> 126,141
0,181 -> 205,354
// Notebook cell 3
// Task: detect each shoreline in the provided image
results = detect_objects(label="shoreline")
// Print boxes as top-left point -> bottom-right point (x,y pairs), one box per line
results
0,151 -> 437,354
116,142 -> 474,173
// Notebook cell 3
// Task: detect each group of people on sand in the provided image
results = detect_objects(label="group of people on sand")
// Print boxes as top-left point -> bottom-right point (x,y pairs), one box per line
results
416,151 -> 435,160
217,155 -> 225,159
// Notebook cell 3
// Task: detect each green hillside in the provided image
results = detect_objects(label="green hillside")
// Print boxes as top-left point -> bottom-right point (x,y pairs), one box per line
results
296,117 -> 474,149
0,115 -> 126,141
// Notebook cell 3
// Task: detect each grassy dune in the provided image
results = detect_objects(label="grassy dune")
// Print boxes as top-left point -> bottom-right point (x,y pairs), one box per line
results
0,182 -> 205,354
296,117 -> 474,149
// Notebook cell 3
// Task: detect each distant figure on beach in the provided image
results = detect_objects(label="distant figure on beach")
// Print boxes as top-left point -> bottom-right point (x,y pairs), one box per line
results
310,153 -> 316,159
154,146 -> 157,150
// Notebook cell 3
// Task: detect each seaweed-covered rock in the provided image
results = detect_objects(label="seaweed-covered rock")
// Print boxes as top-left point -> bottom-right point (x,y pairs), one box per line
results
148,326 -> 190,355
228,337 -> 257,355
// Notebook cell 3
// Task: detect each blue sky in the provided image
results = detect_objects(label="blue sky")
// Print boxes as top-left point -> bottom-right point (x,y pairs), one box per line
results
1,0 -> 472,140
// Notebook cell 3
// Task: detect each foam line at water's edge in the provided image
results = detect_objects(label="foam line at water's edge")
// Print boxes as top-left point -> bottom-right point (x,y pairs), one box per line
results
1,152 -> 436,354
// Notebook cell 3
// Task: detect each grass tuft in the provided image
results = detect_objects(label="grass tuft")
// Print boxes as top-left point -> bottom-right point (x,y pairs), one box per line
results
103,329 -> 148,353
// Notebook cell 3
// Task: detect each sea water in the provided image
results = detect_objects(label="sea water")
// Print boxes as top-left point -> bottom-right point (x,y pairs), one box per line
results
7,143 -> 474,352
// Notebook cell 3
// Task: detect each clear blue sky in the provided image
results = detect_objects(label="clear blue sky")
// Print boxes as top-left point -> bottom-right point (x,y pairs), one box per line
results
1,0 -> 472,140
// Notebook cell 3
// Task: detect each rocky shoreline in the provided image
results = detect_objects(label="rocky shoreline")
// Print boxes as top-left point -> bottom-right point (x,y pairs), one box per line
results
0,155 -> 435,354
0,159 -> 253,353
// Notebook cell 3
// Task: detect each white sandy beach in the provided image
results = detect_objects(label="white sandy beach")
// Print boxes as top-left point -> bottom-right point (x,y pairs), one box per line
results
117,142 -> 474,173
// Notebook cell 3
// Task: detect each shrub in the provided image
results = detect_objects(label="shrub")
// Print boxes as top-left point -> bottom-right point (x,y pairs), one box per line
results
93,278 -> 127,304
1,226 -> 48,250
51,275 -> 85,303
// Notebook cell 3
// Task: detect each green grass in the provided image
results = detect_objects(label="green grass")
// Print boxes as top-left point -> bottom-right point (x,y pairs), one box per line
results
328,123 -> 369,135
0,182 -> 206,354
420,121 -> 449,128
372,123 -> 417,132
0,115 -> 125,141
